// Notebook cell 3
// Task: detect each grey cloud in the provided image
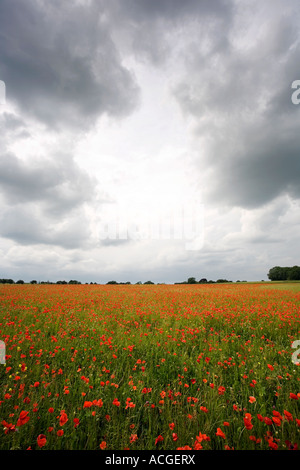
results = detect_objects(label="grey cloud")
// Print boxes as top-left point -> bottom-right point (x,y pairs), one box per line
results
171,1 -> 300,209
0,204 -> 91,249
0,0 -> 140,129
222,198 -> 291,246
0,151 -> 97,215
106,0 -> 233,66
110,0 -> 232,22
0,112 -> 26,131
201,118 -> 300,209
0,112 -> 31,140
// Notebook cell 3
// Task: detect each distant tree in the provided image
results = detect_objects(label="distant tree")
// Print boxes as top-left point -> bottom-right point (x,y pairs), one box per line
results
30,280 -> 37,284
199,278 -> 207,284
144,280 -> 154,284
0,279 -> 15,284
267,266 -> 297,281
268,266 -> 287,281
107,280 -> 118,284
187,277 -> 197,284
16,280 -> 24,284
288,266 -> 300,280
135,281 -> 142,285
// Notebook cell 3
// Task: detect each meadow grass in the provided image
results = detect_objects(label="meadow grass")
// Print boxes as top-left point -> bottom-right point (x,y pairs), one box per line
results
261,281 -> 300,293
0,282 -> 299,450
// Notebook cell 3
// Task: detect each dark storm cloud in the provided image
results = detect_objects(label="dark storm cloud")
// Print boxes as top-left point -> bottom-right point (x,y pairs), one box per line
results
107,0 -> 234,65
171,1 -> 300,209
0,0 -> 140,129
203,119 -> 300,208
110,0 -> 232,21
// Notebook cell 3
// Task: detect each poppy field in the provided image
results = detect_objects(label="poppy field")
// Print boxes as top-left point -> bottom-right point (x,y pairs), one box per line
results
0,282 -> 299,450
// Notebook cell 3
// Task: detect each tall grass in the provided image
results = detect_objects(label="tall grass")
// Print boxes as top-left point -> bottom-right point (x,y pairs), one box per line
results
0,283 -> 299,450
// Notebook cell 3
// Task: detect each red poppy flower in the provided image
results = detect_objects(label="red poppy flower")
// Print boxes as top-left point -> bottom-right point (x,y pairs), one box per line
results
283,410 -> 293,422
289,393 -> 298,400
216,428 -> 226,439
244,415 -> 253,430
100,441 -> 106,450
155,435 -> 164,445
2,421 -> 16,434
83,401 -> 93,408
37,434 -> 47,448
272,417 -> 281,426
16,410 -> 30,427
93,399 -> 103,407
59,411 -> 68,426
264,417 -> 272,425
267,438 -> 278,450
285,440 -> 298,450
196,432 -> 210,442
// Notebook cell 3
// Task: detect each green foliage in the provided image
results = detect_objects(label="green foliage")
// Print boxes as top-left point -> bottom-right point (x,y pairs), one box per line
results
268,265 -> 300,281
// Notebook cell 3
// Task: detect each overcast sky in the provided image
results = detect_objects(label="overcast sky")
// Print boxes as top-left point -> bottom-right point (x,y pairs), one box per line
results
1,0 -> 300,284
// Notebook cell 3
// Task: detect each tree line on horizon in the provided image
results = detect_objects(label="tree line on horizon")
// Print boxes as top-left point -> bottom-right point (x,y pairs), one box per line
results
267,266 -> 300,281
1,267 -> 299,286
0,277 -> 237,285
174,277 -> 236,284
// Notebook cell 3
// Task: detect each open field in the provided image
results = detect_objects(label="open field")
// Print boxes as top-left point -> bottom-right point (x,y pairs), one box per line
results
0,282 -> 299,450
260,282 -> 300,293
